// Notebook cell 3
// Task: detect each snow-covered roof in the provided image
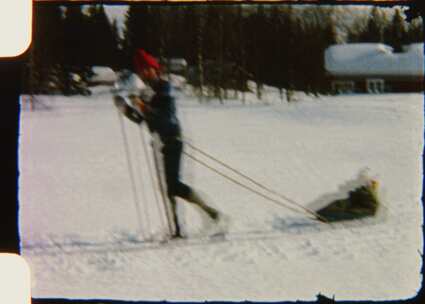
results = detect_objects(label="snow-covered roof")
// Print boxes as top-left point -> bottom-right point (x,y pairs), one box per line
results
90,66 -> 118,84
325,43 -> 424,77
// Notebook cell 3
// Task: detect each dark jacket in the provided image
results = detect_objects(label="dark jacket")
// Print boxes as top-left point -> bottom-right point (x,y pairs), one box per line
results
119,79 -> 181,141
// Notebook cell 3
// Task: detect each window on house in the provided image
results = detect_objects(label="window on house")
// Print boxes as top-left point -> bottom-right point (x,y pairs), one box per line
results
366,79 -> 385,94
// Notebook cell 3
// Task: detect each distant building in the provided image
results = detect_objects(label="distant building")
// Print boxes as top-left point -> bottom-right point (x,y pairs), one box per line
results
324,43 -> 424,94
88,66 -> 118,86
161,58 -> 188,74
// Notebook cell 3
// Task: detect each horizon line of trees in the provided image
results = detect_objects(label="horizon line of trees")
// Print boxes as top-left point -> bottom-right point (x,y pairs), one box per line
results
26,4 -> 423,99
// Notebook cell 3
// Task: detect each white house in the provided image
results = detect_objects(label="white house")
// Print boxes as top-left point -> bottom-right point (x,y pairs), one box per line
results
324,43 -> 424,94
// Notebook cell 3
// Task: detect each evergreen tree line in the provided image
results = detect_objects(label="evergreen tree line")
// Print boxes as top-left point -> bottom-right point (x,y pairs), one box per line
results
26,4 -> 423,97
347,7 -> 423,52
26,4 -> 120,95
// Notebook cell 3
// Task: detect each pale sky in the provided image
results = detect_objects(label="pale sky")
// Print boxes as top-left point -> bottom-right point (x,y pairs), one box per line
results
104,6 -> 128,24
104,5 -> 128,37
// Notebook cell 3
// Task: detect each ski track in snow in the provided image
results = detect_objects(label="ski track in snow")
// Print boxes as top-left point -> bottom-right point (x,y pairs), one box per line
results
19,91 -> 423,301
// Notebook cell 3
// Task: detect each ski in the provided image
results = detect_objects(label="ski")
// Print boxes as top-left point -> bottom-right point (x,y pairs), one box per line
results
146,232 -> 228,248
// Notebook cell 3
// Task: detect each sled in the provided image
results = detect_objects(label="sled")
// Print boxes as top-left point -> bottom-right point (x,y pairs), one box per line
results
311,175 -> 380,223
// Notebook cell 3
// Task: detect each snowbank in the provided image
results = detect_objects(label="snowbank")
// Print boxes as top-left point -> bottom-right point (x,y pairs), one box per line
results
89,66 -> 118,84
325,43 -> 424,77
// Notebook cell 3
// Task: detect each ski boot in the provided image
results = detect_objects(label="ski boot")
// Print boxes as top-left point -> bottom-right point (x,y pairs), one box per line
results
169,196 -> 186,239
187,190 -> 220,222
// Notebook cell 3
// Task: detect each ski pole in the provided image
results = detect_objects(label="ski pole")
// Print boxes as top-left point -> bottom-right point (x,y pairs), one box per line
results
139,127 -> 169,237
116,109 -> 147,237
132,128 -> 154,240
151,133 -> 175,237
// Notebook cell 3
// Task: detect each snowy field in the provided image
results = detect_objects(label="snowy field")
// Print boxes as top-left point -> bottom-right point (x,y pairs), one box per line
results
19,87 -> 423,301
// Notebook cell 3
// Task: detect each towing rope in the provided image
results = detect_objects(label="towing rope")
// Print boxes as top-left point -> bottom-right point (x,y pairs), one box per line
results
183,140 -> 328,223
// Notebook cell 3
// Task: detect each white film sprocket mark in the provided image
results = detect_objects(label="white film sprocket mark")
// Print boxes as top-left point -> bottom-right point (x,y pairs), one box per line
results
0,0 -> 32,57
0,253 -> 31,304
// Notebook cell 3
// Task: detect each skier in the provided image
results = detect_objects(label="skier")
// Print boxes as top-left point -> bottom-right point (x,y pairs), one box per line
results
114,49 -> 220,239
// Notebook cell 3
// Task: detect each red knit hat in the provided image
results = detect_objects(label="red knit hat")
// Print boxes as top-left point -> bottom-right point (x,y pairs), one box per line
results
134,49 -> 160,73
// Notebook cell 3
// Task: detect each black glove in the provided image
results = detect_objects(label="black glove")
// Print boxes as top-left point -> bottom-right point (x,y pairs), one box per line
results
113,95 -> 127,113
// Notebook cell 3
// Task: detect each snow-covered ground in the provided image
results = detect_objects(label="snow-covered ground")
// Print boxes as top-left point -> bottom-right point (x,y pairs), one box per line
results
19,87 -> 423,301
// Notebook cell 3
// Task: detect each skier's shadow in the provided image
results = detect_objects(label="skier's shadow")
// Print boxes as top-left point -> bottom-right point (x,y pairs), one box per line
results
271,217 -> 321,234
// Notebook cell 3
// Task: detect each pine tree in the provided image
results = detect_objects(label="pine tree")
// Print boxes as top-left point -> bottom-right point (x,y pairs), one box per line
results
110,19 -> 123,69
156,6 -> 168,61
219,6 -> 239,100
165,6 -> 183,60
203,5 -> 225,100
238,4 -> 249,93
266,6 -> 304,98
407,18 -> 424,43
196,7 -> 206,102
360,7 -> 387,43
318,9 -> 338,93
268,6 -> 284,95
122,5 -> 153,69
346,15 -> 369,43
63,6 -> 90,67
244,4 -> 269,100
288,6 -> 338,95
179,6 -> 199,65
62,5 -> 92,94
86,5 -> 119,67
217,7 -> 225,102
295,8 -> 316,93
29,4 -> 65,94
285,6 -> 297,98
384,8 -> 408,52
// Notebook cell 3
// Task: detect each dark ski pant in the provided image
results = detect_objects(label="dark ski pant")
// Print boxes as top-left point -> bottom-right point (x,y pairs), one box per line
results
161,137 -> 192,236
161,137 -> 192,200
